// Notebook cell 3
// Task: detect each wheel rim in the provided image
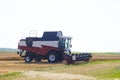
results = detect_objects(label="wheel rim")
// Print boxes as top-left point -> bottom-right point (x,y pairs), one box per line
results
26,56 -> 30,62
49,54 -> 55,61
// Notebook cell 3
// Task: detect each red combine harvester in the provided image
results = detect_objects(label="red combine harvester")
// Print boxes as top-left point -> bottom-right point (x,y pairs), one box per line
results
17,31 -> 92,64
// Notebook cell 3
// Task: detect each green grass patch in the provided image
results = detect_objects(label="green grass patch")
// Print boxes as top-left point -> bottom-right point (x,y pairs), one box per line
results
35,60 -> 120,79
0,72 -> 22,80
90,67 -> 120,79
91,52 -> 120,54
72,60 -> 120,66
75,60 -> 120,79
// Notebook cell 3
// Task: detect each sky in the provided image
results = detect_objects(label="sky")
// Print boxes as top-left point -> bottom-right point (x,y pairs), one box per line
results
0,0 -> 120,52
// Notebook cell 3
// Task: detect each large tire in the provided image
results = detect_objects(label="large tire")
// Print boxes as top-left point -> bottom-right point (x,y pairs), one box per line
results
47,51 -> 58,63
58,52 -> 64,63
34,54 -> 41,62
25,52 -> 33,63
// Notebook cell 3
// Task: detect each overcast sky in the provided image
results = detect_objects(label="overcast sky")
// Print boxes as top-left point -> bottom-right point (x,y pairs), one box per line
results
0,0 -> 120,52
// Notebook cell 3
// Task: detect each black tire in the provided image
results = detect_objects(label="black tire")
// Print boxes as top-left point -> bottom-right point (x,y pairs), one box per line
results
58,52 -> 64,63
25,52 -> 33,63
47,51 -> 58,63
34,54 -> 41,62
35,58 -> 41,62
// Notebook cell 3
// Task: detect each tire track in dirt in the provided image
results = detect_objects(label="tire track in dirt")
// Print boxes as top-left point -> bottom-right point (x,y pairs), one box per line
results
22,71 -> 96,80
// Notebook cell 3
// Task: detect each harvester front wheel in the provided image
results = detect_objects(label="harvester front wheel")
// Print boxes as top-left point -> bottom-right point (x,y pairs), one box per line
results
47,51 -> 58,63
34,54 -> 41,62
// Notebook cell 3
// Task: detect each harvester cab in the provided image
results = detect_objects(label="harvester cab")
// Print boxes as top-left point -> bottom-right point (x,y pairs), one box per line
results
59,36 -> 72,52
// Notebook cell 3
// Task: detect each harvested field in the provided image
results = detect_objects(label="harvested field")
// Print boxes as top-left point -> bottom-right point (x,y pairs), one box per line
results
0,52 -> 22,61
0,52 -> 120,80
92,53 -> 120,61
1,52 -> 120,73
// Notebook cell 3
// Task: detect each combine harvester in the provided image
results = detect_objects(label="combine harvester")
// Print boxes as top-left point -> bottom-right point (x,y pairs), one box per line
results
17,31 -> 92,64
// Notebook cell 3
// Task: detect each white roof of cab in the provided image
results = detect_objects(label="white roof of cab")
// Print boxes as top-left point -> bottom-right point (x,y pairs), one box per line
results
60,36 -> 72,39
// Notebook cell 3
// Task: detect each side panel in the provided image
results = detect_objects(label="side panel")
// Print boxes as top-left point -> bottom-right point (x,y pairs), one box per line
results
32,41 -> 58,48
18,41 -> 59,56
18,41 -> 27,46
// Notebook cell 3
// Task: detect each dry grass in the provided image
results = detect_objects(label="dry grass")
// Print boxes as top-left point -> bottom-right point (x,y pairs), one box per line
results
0,61 -> 62,74
0,52 -> 120,73
0,52 -> 22,61
92,53 -> 120,61
1,52 -> 120,61
22,71 -> 96,80
0,52 -> 63,74
1,52 -> 120,80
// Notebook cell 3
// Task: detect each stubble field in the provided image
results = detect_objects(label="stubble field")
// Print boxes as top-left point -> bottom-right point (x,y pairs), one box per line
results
0,52 -> 120,80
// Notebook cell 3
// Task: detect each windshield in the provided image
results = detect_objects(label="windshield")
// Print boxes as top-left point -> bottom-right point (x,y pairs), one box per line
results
59,38 -> 71,49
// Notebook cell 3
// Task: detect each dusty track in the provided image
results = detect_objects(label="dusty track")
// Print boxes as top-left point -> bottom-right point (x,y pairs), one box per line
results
0,52 -> 22,61
21,71 -> 96,80
0,61 -> 62,74
0,61 -> 96,80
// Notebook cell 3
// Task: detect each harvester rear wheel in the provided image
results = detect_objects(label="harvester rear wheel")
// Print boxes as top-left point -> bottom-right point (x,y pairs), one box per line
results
25,52 -> 33,63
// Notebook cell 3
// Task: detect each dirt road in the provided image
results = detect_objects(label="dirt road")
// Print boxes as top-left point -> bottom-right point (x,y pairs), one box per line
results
14,71 -> 96,80
0,61 -> 96,80
0,61 -> 61,74
1,60 -> 120,80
